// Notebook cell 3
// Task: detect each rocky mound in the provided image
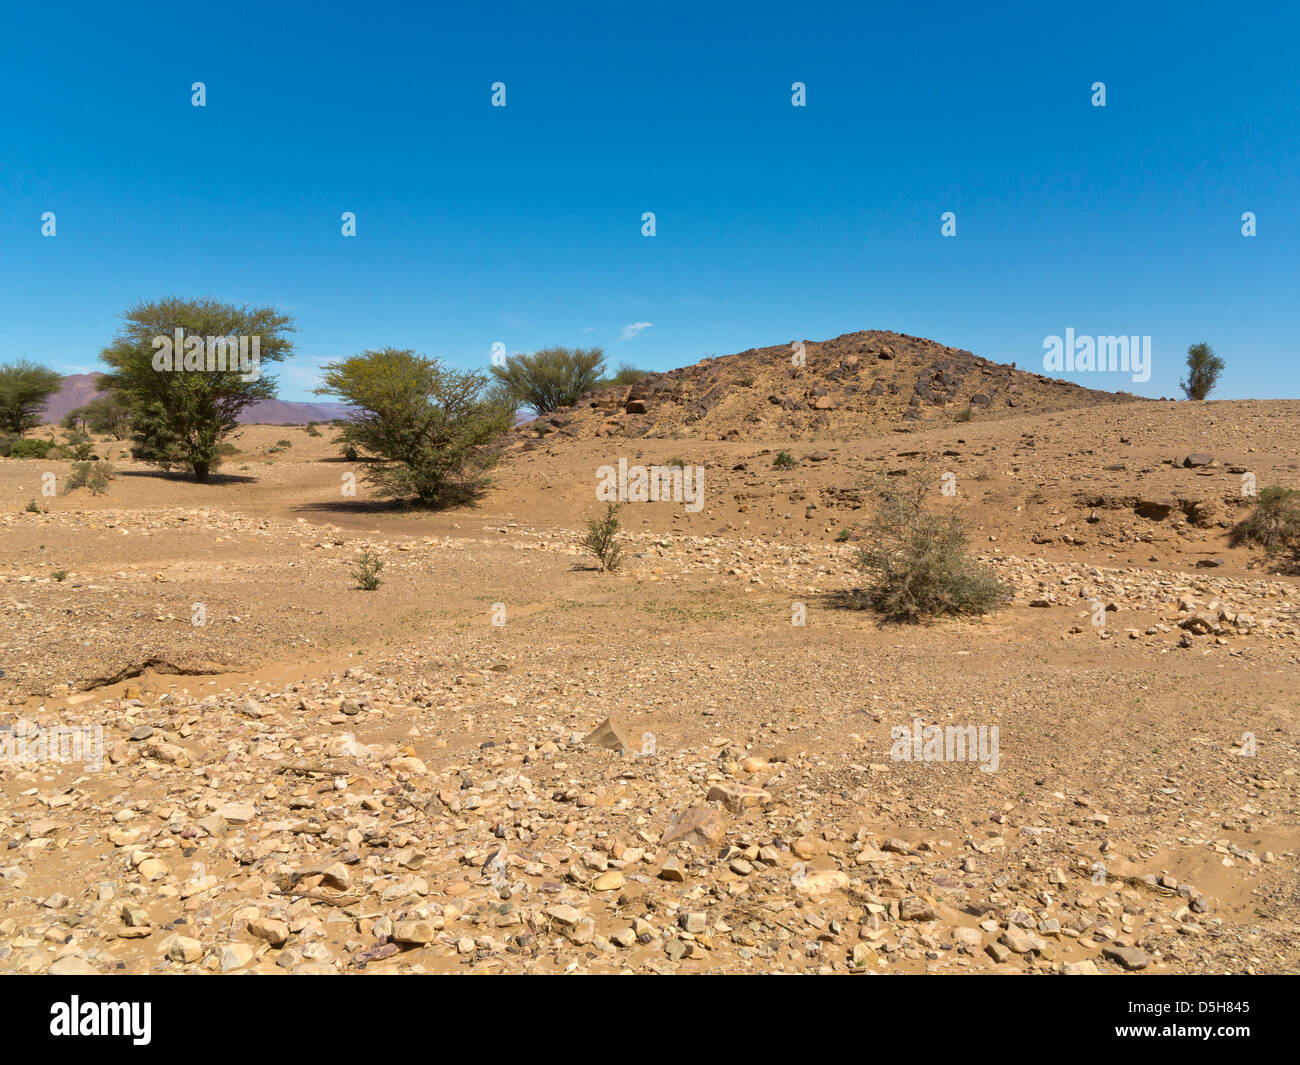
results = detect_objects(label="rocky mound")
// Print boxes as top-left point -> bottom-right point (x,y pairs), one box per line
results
520,330 -> 1144,444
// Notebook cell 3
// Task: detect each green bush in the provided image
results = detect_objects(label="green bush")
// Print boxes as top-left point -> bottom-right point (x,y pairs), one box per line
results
8,438 -> 55,459
66,430 -> 96,460
773,450 -> 797,469
490,346 -> 606,414
582,502 -> 624,571
317,349 -> 511,507
851,471 -> 1009,622
351,549 -> 384,590
65,460 -> 114,495
601,362 -> 649,389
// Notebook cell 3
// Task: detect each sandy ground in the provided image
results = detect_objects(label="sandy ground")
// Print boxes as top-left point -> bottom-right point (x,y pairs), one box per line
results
0,399 -> 1296,975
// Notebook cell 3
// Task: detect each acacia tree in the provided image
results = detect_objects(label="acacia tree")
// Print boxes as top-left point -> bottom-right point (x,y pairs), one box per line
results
0,360 -> 63,434
1181,342 -> 1225,400
490,346 -> 605,414
64,393 -> 132,439
316,348 -> 513,506
99,297 -> 295,481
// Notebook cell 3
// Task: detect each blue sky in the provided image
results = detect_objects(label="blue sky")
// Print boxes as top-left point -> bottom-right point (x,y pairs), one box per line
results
2,1 -> 1296,400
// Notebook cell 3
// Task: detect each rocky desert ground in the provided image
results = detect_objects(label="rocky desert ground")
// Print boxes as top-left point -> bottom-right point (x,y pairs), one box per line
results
1,333 -> 1297,976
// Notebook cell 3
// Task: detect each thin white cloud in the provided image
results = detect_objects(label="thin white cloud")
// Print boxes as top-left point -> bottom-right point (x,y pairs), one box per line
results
621,322 -> 653,340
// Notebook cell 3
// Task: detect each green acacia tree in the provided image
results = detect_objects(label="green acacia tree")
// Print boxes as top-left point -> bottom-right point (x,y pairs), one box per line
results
99,296 -> 295,481
316,348 -> 513,506
0,360 -> 63,434
64,393 -> 132,440
1181,342 -> 1225,400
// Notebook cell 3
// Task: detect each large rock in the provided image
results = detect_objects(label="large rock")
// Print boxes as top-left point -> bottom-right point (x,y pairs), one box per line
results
705,783 -> 770,813
661,805 -> 727,848
582,717 -> 633,753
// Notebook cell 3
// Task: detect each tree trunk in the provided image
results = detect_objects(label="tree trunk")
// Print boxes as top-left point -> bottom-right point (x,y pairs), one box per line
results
193,461 -> 210,482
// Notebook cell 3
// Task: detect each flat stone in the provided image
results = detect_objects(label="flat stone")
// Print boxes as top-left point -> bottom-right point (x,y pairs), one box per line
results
1103,944 -> 1151,971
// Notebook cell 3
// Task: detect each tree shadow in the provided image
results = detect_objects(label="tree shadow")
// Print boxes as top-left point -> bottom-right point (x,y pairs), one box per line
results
116,469 -> 259,485
292,498 -> 419,516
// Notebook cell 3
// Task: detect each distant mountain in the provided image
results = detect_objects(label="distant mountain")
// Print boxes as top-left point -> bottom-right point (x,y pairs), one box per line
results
41,373 -> 353,425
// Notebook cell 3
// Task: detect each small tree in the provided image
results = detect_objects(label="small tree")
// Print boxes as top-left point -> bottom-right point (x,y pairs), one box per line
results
852,471 -> 1009,621
99,296 -> 295,481
0,360 -> 63,434
66,393 -> 132,440
1180,342 -> 1224,400
351,549 -> 384,590
490,347 -> 605,414
582,502 -> 624,571
316,348 -> 512,506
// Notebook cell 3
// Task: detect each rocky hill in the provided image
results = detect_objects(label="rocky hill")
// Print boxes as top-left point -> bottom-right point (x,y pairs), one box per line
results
520,330 -> 1143,444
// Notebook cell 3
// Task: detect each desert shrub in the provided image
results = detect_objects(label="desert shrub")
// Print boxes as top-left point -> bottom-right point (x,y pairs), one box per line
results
66,430 -> 96,460
602,362 -> 649,389
836,527 -> 852,542
8,438 -> 55,459
305,425 -> 322,437
65,460 -> 114,495
217,442 -> 240,456
51,570 -> 68,581
276,438 -> 292,448
490,346 -> 605,414
851,471 -> 1009,622
0,433 -> 17,456
667,456 -> 687,468
773,450 -> 797,469
351,549 -> 384,590
954,405 -> 972,423
582,502 -> 624,571
1231,486 -> 1300,569
25,499 -> 42,513
343,444 -> 358,462
317,349 -> 512,506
